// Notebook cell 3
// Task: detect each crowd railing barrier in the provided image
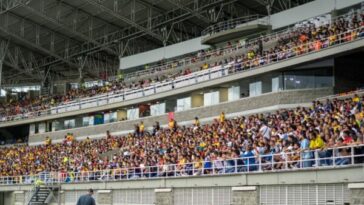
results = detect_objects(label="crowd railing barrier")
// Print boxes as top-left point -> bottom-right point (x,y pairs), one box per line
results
0,144 -> 362,185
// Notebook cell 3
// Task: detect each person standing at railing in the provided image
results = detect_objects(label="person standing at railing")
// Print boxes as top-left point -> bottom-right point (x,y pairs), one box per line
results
309,130 -> 327,166
299,134 -> 312,168
241,145 -> 256,172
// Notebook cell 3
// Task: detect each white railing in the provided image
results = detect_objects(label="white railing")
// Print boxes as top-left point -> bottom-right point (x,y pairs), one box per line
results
0,144 -> 362,185
316,89 -> 364,101
1,15 -> 364,123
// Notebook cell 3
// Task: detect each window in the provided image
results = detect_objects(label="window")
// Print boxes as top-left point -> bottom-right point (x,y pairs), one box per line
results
204,91 -> 220,106
0,89 -> 6,96
151,103 -> 166,116
83,116 -> 94,127
283,68 -> 333,90
104,112 -> 117,123
29,124 -> 35,135
272,77 -> 280,92
64,119 -> 76,129
52,121 -> 61,131
38,123 -> 46,133
176,97 -> 191,112
228,86 -> 240,101
127,108 -> 139,120
249,81 -> 262,97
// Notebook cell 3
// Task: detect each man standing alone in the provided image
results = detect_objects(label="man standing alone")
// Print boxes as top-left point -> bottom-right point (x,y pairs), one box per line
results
76,189 -> 96,205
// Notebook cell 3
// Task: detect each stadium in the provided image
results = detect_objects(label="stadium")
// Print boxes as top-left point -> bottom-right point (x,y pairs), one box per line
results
0,0 -> 364,204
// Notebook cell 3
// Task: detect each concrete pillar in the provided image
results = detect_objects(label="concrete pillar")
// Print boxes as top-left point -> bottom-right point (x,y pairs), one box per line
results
0,60 -> 3,88
4,192 -> 15,205
13,191 -> 24,205
59,190 -> 65,205
349,183 -> 364,205
231,186 -> 259,205
155,188 -> 173,205
0,192 -> 4,205
191,93 -> 203,108
46,190 -> 65,205
219,88 -> 229,103
331,9 -> 339,19
97,190 -> 112,205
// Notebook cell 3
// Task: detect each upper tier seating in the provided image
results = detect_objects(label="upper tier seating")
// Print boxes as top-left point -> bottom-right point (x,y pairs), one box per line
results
0,10 -> 364,122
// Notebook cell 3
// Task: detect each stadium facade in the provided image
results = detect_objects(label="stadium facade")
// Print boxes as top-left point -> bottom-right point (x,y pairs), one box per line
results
0,0 -> 364,204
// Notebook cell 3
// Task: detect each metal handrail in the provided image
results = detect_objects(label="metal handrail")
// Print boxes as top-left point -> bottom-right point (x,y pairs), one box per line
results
316,89 -> 364,101
0,144 -> 362,185
0,12 -> 363,123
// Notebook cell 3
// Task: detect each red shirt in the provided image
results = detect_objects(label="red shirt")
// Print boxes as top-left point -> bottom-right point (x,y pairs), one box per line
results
343,136 -> 353,144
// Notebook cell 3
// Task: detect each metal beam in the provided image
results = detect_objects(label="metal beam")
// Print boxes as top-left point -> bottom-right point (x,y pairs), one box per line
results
167,0 -> 212,25
15,1 -> 119,56
254,0 -> 281,13
0,0 -> 24,14
0,40 -> 9,87
82,0 -> 164,42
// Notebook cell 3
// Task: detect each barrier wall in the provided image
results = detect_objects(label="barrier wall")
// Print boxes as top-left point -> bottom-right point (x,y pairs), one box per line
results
1,166 -> 363,205
28,87 -> 333,144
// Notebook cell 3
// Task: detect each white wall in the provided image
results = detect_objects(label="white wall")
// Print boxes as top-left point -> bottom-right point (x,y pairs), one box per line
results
119,37 -> 210,70
269,0 -> 363,29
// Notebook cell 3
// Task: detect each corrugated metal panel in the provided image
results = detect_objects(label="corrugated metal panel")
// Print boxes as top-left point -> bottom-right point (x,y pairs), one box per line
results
112,189 -> 155,205
174,187 -> 230,205
174,188 -> 192,205
213,187 -> 231,205
260,184 -> 350,205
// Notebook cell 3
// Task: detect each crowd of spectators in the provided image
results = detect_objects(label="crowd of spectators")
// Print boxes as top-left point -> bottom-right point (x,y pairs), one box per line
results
0,10 -> 363,122
228,11 -> 364,72
0,95 -> 363,183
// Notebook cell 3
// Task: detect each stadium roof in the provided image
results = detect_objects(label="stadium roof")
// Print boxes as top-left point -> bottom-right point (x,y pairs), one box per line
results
0,0 -> 313,85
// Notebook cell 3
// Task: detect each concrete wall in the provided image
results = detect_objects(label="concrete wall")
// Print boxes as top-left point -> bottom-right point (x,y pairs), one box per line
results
349,183 -> 364,205
270,0 -> 363,29
1,167 -> 363,205
120,37 -> 210,70
28,87 -> 333,144
350,189 -> 364,205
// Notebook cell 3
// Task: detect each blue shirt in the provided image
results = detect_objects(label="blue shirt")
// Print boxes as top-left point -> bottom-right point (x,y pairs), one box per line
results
300,138 -> 311,159
241,151 -> 255,166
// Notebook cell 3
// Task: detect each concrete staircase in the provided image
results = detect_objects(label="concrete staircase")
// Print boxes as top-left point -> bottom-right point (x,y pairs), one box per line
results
28,186 -> 58,205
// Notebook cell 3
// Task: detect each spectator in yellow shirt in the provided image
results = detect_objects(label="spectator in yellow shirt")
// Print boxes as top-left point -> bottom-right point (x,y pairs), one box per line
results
219,112 -> 225,123
45,136 -> 51,146
353,94 -> 360,103
168,119 -> 177,132
194,117 -> 200,127
139,121 -> 145,137
309,131 -> 325,150
309,130 -> 328,166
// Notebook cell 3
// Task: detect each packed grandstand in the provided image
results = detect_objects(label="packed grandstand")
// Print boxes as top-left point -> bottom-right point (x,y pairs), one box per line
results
0,93 -> 363,184
1,1 -> 364,205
